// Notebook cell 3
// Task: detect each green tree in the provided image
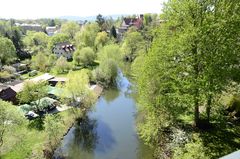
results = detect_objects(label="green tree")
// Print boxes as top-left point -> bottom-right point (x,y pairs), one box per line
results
17,81 -> 48,112
58,70 -> 97,109
93,59 -> 118,87
48,33 -> 70,51
122,31 -> 145,61
95,31 -> 109,50
143,13 -> 153,26
74,23 -> 99,48
135,0 -> 240,157
48,19 -> 56,26
23,31 -> 49,54
53,56 -> 71,74
98,44 -> 122,63
0,36 -> 16,65
110,26 -> 117,39
44,114 -> 64,154
61,21 -> 80,39
93,44 -> 121,87
31,52 -> 48,71
73,47 -> 95,67
0,100 -> 25,148
96,14 -> 105,31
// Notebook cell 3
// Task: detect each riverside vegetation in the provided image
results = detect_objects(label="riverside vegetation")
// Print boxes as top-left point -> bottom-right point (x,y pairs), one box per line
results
0,1 -> 240,158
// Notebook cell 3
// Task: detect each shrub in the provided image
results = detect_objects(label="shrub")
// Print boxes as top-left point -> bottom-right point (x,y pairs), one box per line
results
2,65 -> 16,74
73,47 -> 96,67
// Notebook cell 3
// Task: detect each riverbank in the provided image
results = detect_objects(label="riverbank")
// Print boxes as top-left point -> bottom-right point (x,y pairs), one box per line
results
54,72 -> 154,159
1,109 -> 81,159
1,84 -> 103,159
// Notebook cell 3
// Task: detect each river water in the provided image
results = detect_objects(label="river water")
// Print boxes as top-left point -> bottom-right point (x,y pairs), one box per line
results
54,72 -> 153,159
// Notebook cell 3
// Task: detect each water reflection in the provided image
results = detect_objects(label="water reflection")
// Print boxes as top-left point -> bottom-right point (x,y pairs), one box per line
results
73,117 -> 98,152
54,71 -> 153,159
103,87 -> 120,103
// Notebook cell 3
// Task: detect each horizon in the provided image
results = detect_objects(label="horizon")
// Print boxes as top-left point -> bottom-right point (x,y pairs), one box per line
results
0,0 -> 167,20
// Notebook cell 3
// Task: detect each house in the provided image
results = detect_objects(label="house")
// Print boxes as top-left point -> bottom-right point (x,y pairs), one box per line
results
52,42 -> 75,60
0,84 -> 17,103
117,15 -> 144,40
45,26 -> 59,36
119,15 -> 144,31
15,23 -> 44,32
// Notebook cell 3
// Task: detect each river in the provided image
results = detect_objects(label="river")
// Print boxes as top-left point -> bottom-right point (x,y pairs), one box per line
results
54,72 -> 153,159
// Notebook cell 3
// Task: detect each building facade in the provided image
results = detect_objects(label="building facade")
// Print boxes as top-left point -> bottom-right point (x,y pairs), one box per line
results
52,42 -> 75,60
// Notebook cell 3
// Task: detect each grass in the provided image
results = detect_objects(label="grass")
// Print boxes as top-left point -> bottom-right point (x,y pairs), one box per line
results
1,108 -> 81,159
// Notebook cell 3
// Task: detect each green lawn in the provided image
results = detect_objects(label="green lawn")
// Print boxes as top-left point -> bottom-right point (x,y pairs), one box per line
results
1,108 -> 80,159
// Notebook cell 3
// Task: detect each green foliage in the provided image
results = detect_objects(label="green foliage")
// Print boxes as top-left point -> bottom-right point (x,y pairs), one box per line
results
23,31 -> 49,54
0,36 -> 16,64
44,114 -> 64,153
93,44 -> 122,86
74,23 -> 99,48
95,31 -> 109,50
110,26 -> 117,39
96,14 -> 106,31
0,71 -> 11,79
0,100 -> 25,148
58,70 -> 97,109
93,59 -> 118,87
173,136 -> 209,159
0,21 -> 23,51
48,33 -> 70,51
17,81 -> 48,112
61,21 -> 80,39
53,56 -> 71,74
135,0 -> 240,158
122,31 -> 145,61
2,65 -> 16,74
73,47 -> 96,67
31,53 -> 57,72
98,44 -> 122,62
143,14 -> 153,26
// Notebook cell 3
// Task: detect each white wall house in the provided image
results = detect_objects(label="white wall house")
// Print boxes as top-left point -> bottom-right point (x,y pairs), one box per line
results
46,26 -> 59,36
52,42 -> 75,60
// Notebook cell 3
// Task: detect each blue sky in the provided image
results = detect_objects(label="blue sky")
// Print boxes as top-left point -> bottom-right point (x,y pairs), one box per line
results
0,0 -> 167,19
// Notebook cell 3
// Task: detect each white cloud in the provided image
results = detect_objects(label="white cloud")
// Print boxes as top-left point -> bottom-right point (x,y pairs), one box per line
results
0,0 -> 167,19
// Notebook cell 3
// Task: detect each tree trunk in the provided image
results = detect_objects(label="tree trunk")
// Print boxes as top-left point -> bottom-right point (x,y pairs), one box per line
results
194,90 -> 200,127
206,94 -> 212,124
192,40 -> 200,127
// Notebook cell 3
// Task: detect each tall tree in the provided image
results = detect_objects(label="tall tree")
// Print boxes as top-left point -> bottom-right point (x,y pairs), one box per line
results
0,36 -> 16,65
74,23 -> 99,49
110,26 -> 117,39
96,14 -> 105,31
73,47 -> 96,67
122,31 -> 145,62
61,21 -> 80,39
135,0 -> 240,157
94,31 -> 109,50
58,70 -> 97,110
0,100 -> 25,148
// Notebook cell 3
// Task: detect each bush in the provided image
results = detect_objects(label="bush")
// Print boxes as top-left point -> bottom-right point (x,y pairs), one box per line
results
92,59 -> 118,87
73,47 -> 96,67
2,65 -> 16,74
173,135 -> 209,159
52,56 -> 72,74
0,71 -> 12,79
29,70 -> 38,77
